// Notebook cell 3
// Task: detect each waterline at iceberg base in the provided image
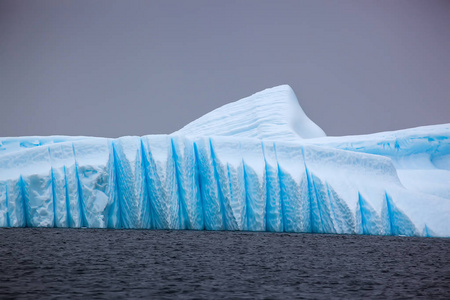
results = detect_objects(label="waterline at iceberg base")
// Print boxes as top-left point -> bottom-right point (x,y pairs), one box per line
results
1,85 -> 449,237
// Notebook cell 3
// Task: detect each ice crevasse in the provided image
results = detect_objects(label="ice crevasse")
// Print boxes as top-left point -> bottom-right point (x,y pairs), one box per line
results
0,85 -> 449,237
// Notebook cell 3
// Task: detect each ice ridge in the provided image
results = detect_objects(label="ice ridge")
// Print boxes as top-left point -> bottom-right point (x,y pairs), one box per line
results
174,85 -> 326,141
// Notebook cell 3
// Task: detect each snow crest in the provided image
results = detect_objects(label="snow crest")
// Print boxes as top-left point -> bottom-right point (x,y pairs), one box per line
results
173,85 -> 326,141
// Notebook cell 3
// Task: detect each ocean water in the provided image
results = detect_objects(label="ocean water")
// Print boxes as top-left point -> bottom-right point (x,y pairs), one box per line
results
0,228 -> 449,299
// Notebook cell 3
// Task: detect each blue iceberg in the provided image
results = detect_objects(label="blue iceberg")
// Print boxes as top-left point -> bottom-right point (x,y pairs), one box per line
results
0,85 -> 449,237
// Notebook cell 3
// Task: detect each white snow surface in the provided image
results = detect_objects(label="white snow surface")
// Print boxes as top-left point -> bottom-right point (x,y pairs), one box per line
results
173,85 -> 326,141
0,85 -> 449,237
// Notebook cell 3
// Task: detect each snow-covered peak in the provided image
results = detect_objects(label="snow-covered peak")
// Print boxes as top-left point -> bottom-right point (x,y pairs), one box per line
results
173,85 -> 326,141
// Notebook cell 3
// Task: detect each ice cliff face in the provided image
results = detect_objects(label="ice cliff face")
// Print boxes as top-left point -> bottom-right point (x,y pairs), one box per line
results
0,85 -> 449,237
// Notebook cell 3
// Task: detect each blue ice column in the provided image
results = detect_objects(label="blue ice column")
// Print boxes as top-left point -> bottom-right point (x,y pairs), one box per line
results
72,139 -> 120,228
0,146 -> 54,227
192,137 -> 224,230
113,136 -> 151,229
141,135 -> 181,229
171,136 -> 204,230
274,143 -> 310,232
48,142 -> 82,227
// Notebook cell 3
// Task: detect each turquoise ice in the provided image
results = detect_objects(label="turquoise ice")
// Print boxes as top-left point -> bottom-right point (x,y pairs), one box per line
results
1,85 -> 449,237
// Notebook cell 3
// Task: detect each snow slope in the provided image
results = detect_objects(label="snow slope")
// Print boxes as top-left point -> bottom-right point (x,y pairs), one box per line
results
174,85 -> 326,141
0,85 -> 449,237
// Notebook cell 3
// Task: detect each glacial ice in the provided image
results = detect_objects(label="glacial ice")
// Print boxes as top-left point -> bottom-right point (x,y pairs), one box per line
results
0,85 -> 449,237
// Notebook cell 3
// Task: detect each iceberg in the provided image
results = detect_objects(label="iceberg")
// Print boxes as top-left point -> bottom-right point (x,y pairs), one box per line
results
0,85 -> 449,237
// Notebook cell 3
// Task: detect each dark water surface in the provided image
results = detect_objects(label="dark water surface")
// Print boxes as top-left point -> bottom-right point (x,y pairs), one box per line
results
0,228 -> 449,299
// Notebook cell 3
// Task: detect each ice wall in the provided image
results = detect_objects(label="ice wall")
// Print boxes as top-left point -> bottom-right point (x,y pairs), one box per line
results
0,85 -> 449,237
0,135 -> 449,237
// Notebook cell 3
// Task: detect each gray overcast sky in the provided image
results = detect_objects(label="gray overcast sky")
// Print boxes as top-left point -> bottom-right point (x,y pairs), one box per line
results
1,0 -> 449,138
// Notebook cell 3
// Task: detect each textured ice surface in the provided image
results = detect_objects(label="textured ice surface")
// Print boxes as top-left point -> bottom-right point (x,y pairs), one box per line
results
306,124 -> 450,201
1,86 -> 449,237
